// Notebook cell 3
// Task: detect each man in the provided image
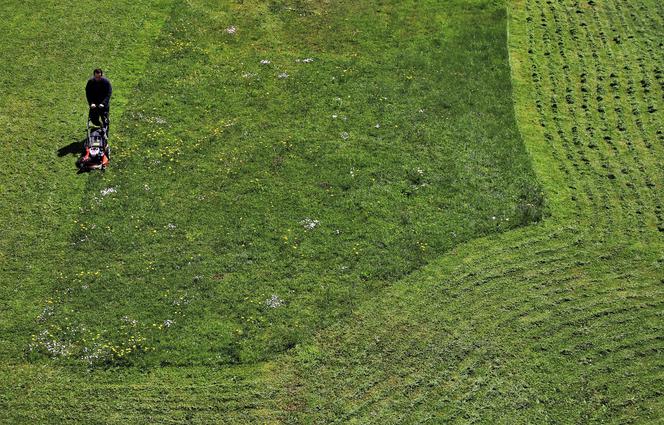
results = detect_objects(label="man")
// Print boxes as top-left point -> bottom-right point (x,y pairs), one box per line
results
86,68 -> 112,129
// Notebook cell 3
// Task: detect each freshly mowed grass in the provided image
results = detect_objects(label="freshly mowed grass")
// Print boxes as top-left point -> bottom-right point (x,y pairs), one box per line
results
23,0 -> 540,369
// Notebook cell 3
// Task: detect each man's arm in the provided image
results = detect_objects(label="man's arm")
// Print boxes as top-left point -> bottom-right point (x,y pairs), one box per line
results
85,79 -> 93,105
102,79 -> 112,106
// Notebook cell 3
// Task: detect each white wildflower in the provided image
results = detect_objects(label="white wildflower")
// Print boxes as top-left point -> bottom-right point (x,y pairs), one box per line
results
226,26 -> 237,34
100,187 -> 116,196
32,329 -> 72,357
278,72 -> 289,79
340,131 -> 349,140
265,294 -> 284,308
300,218 -> 320,230
121,316 -> 138,326
260,59 -> 271,65
163,319 -> 175,328
37,306 -> 54,322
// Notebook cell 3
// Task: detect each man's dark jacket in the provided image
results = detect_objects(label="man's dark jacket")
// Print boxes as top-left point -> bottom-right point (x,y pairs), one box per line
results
85,76 -> 112,107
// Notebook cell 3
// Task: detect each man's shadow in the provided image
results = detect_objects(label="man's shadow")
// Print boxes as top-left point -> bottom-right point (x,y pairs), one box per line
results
57,138 -> 86,157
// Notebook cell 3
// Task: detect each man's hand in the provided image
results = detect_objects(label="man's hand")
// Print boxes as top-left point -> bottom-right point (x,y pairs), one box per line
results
90,103 -> 97,109
99,104 -> 104,108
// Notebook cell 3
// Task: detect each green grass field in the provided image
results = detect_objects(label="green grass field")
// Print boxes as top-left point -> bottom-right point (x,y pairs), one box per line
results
0,0 -> 662,423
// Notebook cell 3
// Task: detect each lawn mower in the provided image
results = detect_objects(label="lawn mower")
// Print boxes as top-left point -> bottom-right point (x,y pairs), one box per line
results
77,109 -> 110,171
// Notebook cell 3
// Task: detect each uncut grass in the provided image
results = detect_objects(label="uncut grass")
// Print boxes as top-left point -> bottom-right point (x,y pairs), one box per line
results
31,0 -> 541,367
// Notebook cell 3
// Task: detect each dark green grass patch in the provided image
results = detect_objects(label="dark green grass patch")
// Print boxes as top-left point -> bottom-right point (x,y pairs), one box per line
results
25,0 -> 541,368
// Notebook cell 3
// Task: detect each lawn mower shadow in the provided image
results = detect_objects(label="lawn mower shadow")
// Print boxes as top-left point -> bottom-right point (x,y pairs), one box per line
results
58,139 -> 96,174
57,138 -> 86,157
76,165 -> 96,174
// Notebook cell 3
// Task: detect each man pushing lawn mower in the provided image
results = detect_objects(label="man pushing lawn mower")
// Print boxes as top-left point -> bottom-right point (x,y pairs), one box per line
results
78,68 -> 112,170
86,68 -> 112,126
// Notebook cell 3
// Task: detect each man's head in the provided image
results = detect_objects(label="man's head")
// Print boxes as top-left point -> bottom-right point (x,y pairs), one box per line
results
93,68 -> 103,81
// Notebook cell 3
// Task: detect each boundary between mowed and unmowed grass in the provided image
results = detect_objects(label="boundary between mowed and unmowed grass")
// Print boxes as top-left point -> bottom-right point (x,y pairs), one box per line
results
23,0 -> 541,369
266,0 -> 663,423
1,0 -> 662,423
2,0 -> 549,422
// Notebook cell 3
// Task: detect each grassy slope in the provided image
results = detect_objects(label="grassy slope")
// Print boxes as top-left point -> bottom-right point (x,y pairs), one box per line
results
270,0 -> 664,423
21,0 -> 537,369
1,0 -> 660,424
1,0 -> 543,422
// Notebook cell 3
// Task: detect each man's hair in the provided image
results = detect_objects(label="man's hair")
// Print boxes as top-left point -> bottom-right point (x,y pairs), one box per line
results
93,68 -> 103,75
